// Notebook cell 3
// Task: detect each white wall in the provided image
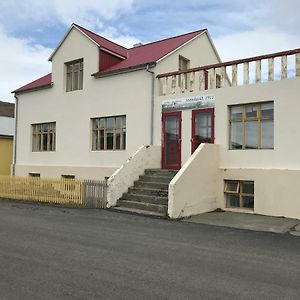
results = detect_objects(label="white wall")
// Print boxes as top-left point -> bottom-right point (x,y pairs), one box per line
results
107,145 -> 161,207
0,116 -> 14,136
168,144 -> 219,218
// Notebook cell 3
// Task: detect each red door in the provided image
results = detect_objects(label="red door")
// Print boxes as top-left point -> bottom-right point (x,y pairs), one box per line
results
162,111 -> 182,170
191,108 -> 214,153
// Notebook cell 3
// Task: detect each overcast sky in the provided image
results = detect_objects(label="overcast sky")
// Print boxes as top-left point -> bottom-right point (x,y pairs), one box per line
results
1,0 -> 299,102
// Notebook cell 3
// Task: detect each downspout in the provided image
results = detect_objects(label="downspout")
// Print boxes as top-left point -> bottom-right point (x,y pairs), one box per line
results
146,64 -> 155,145
12,94 -> 18,176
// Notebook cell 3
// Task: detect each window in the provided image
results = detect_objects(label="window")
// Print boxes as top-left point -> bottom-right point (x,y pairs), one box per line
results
224,180 -> 254,209
229,102 -> 274,149
92,115 -> 126,151
61,175 -> 75,179
32,122 -> 56,152
66,59 -> 83,92
29,173 -> 40,178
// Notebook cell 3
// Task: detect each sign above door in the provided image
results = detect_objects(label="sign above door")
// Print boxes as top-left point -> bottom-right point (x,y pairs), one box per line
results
162,95 -> 215,112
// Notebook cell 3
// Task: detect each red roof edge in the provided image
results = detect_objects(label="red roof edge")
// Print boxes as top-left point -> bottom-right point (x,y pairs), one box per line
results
128,28 -> 207,50
13,73 -> 52,94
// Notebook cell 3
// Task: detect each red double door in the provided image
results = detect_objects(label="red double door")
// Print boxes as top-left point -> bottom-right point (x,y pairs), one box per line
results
162,109 -> 214,170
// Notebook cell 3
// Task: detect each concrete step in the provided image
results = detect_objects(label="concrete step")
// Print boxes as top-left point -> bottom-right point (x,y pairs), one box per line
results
134,180 -> 169,190
144,169 -> 177,177
139,175 -> 173,184
111,206 -> 167,218
117,199 -> 167,215
128,187 -> 168,197
120,193 -> 168,205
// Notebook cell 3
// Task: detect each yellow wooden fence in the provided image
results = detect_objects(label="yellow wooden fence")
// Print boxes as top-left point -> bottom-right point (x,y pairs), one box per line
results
0,176 -> 83,206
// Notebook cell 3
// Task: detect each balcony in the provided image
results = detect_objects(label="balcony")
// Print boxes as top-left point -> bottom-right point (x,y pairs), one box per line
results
157,48 -> 300,96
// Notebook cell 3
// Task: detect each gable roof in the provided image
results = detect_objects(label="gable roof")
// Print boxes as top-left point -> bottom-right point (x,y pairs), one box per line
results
13,73 -> 52,94
14,25 -> 207,93
95,29 -> 206,76
0,101 -> 15,118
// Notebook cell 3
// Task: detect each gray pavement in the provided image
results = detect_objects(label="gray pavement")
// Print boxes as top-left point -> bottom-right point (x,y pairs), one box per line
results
184,211 -> 300,234
0,200 -> 300,300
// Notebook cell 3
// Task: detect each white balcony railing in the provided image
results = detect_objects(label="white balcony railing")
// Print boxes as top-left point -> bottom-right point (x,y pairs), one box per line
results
157,48 -> 300,96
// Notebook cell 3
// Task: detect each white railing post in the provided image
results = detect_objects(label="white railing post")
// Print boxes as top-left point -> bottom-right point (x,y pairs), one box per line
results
171,75 -> 176,94
180,74 -> 185,93
244,62 -> 249,85
268,58 -> 274,82
199,70 -> 205,90
256,60 -> 261,83
210,68 -> 215,89
232,64 -> 238,86
175,75 -> 181,94
296,53 -> 300,77
189,72 -> 194,92
281,55 -> 288,80
220,66 -> 226,88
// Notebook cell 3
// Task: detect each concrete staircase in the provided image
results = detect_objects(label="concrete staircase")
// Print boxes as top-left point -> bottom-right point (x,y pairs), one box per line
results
113,169 -> 177,217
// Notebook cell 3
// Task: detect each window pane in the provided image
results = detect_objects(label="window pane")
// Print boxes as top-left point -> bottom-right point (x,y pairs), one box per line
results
225,181 -> 239,193
261,120 -> 274,149
227,194 -> 240,207
79,70 -> 83,89
66,72 -> 72,92
100,129 -> 104,150
73,71 -> 79,90
230,106 -> 243,121
261,102 -> 274,119
107,117 -> 114,129
122,128 -> 126,149
92,131 -> 98,150
230,122 -> 242,149
116,129 -> 121,149
241,181 -> 254,194
196,113 -> 210,127
116,116 -> 121,128
245,121 -> 258,149
100,119 -> 105,128
246,104 -> 258,119
242,196 -> 254,208
73,63 -> 79,71
42,133 -> 48,150
106,129 -> 114,150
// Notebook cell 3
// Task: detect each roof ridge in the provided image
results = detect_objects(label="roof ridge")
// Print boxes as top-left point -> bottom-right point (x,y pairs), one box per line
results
73,23 -> 129,51
128,28 -> 207,49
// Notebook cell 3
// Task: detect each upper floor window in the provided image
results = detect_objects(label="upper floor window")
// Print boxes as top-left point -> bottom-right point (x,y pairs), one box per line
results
32,122 -> 56,152
229,102 -> 274,150
66,59 -> 83,92
92,115 -> 126,151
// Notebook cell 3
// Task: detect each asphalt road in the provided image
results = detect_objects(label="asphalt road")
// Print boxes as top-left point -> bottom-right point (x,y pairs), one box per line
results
0,200 -> 300,300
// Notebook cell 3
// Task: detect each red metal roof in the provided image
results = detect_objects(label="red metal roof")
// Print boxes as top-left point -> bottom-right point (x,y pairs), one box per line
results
99,29 -> 206,74
14,26 -> 206,93
13,73 -> 52,94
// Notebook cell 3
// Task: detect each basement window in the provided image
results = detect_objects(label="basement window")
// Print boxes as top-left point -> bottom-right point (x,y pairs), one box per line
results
224,180 -> 254,209
29,173 -> 40,178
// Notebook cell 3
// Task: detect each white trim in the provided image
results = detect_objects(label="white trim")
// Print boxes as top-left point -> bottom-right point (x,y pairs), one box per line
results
99,47 -> 127,60
48,24 -> 100,61
156,31 -> 207,64
205,31 -> 222,63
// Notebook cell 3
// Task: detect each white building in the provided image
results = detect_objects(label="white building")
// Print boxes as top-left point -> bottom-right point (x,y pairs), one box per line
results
13,24 -> 300,219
